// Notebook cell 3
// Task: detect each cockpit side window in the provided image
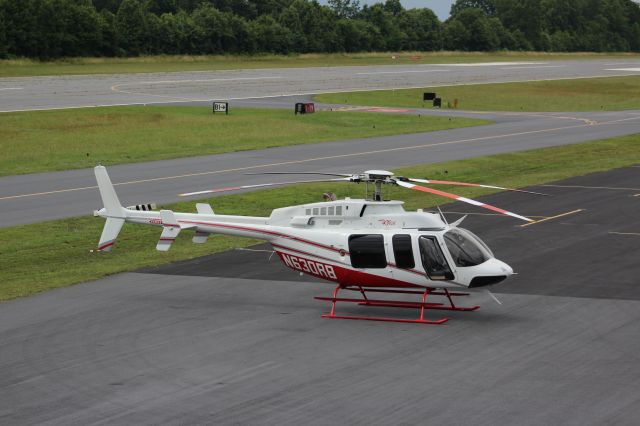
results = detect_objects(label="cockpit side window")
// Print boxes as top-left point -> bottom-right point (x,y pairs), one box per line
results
444,228 -> 490,267
392,234 -> 415,269
348,234 -> 387,268
419,236 -> 454,280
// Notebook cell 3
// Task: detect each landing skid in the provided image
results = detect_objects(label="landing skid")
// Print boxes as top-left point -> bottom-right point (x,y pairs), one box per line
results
315,285 -> 479,325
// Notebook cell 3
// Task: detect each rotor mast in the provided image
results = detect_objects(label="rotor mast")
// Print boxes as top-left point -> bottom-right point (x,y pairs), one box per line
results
363,170 -> 394,201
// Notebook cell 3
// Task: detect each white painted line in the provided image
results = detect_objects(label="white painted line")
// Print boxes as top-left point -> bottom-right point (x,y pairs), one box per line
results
500,65 -> 565,70
606,68 -> 640,72
114,76 -> 282,87
356,70 -> 449,75
0,87 -> 23,91
434,62 -> 544,67
609,231 -> 640,237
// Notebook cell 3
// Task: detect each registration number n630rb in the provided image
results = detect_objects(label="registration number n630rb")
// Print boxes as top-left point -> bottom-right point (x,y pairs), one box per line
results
280,253 -> 338,280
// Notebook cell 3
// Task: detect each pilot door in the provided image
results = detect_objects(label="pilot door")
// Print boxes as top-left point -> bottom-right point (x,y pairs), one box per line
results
418,236 -> 454,281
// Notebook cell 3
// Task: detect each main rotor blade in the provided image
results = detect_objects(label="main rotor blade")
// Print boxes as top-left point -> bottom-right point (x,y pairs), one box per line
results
406,178 -> 548,196
245,171 -> 353,177
179,178 -> 350,197
395,180 -> 534,222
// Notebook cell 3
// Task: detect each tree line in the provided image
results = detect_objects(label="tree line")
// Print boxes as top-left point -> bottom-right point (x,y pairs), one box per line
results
0,0 -> 638,59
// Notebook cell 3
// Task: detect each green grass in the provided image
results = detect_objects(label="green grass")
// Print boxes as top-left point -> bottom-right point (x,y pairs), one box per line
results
1,133 -> 638,301
315,76 -> 640,112
0,52 -> 636,78
0,106 -> 487,176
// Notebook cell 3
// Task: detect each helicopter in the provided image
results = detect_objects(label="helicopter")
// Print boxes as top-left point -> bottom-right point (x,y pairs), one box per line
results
93,166 -> 544,325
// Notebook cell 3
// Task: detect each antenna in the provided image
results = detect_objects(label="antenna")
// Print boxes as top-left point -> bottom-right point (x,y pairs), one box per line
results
436,205 -> 449,225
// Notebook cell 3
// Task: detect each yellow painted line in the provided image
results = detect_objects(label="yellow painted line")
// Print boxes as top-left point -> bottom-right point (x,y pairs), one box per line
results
2,114 -> 639,201
520,209 -> 584,227
609,231 -> 640,237
541,184 -> 640,191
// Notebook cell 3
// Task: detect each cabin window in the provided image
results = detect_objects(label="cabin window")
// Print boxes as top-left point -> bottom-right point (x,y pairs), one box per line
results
349,234 -> 387,268
328,206 -> 334,215
419,236 -> 454,280
336,206 -> 342,215
313,208 -> 319,215
321,207 -> 326,215
392,234 -> 415,269
305,209 -> 311,216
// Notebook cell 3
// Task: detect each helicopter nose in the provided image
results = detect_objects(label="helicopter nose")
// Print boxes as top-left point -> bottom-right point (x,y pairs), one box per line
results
494,259 -> 514,276
467,258 -> 514,288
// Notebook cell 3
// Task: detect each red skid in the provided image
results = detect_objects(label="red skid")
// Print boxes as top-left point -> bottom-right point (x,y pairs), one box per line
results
315,285 -> 479,325
314,296 -> 444,308
321,313 -> 448,325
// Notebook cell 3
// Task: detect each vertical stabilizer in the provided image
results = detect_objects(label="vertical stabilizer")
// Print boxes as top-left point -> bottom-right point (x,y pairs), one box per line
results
94,166 -> 126,252
94,166 -> 124,218
98,218 -> 125,252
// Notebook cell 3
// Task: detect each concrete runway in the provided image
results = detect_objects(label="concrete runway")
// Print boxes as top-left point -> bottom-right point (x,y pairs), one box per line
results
2,106 -> 640,227
1,167 -> 639,425
1,59 -> 640,113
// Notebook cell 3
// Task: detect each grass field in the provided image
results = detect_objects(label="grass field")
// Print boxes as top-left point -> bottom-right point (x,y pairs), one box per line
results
0,106 -> 487,176
1,133 -> 638,301
0,52 -> 636,78
315,76 -> 640,112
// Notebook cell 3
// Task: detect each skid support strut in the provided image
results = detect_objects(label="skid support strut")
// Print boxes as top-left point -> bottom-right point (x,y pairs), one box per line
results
315,286 -> 479,325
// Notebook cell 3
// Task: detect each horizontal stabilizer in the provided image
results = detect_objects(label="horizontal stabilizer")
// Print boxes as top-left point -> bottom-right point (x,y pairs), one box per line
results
196,203 -> 214,215
157,210 -> 181,251
157,225 -> 181,251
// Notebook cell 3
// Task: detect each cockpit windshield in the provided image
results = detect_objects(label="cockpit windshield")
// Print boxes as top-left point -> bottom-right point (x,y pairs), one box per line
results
444,228 -> 492,267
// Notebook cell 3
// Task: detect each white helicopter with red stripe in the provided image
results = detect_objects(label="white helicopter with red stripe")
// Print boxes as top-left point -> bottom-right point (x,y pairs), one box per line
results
94,166 -> 544,324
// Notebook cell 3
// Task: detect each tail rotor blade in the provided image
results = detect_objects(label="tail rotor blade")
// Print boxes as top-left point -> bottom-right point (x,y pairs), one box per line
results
395,180 -> 534,222
179,177 -> 351,197
407,178 -> 548,196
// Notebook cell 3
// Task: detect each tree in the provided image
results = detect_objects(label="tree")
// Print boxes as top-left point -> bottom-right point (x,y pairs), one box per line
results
360,3 -> 405,50
2,0 -> 40,57
97,9 -> 119,56
0,1 -> 7,58
398,8 -> 442,51
450,0 -> 496,17
250,15 -> 292,53
116,0 -> 149,55
328,0 -> 360,19
93,0 -> 122,13
444,7 -> 499,51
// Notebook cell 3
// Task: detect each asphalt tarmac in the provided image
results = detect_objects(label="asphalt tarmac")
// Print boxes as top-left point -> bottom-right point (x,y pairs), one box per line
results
2,106 -> 640,227
1,59 -> 640,112
1,167 -> 638,425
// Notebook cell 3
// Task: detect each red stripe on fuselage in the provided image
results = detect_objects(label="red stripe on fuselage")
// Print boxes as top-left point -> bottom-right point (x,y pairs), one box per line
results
180,220 -> 349,255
